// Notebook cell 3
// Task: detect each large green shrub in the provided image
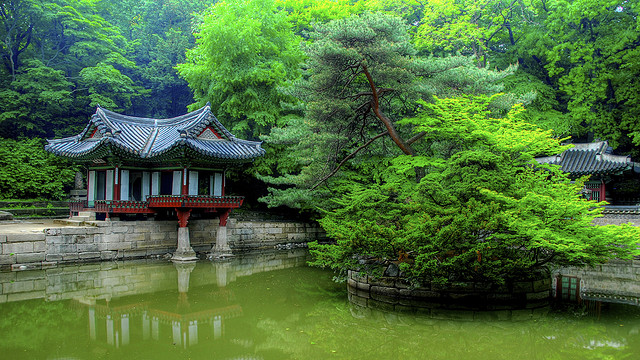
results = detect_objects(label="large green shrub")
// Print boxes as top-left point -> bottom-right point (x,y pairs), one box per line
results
0,138 -> 77,200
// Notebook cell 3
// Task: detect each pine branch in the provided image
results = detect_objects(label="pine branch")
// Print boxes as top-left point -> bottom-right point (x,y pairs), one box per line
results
311,131 -> 389,190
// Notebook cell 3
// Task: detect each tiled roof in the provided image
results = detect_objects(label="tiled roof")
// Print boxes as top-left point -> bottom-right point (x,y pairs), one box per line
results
535,141 -> 632,176
45,104 -> 265,162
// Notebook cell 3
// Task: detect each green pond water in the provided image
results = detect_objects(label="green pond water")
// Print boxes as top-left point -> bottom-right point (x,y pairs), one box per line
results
1,250 -> 640,360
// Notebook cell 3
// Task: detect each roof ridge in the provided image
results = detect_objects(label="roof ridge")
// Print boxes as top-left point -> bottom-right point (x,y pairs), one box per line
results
140,127 -> 159,158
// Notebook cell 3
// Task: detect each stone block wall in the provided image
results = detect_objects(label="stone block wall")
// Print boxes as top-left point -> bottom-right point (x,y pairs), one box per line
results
0,216 -> 324,270
554,259 -> 640,303
226,218 -> 324,251
594,213 -> 640,226
347,269 -> 551,315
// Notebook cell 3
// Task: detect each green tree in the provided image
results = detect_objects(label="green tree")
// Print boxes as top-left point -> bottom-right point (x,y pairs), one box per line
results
533,0 -> 640,152
177,0 -> 304,137
259,12 -> 513,210
98,0 -> 216,118
0,0 -> 141,138
310,95 -> 640,285
0,60 -> 73,138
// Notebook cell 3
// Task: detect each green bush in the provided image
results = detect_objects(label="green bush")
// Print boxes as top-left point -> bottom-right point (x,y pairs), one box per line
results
0,138 -> 78,200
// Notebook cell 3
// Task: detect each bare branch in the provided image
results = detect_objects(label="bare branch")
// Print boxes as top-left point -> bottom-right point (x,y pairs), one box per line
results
311,131 -> 389,190
361,62 -> 415,156
406,131 -> 427,145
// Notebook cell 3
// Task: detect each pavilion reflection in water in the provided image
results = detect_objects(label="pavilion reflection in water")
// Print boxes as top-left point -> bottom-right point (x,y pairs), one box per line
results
62,250 -> 309,349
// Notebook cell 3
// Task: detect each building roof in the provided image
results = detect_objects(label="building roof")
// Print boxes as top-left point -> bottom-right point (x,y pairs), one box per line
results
45,104 -> 265,163
535,141 -> 633,176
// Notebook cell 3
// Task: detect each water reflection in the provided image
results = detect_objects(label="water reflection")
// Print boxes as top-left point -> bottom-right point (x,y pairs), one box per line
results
81,260 -> 244,349
2,252 -> 640,360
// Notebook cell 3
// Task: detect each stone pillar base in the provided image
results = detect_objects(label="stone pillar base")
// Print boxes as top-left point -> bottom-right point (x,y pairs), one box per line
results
208,225 -> 234,259
172,227 -> 198,262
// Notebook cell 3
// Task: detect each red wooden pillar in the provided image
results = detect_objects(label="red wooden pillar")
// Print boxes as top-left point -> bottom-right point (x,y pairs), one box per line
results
181,167 -> 188,195
600,180 -> 606,203
114,167 -> 121,200
219,209 -> 231,226
222,170 -> 226,197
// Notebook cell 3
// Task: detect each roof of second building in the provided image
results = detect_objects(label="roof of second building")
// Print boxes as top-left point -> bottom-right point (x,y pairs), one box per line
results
45,104 -> 265,162
535,141 -> 633,176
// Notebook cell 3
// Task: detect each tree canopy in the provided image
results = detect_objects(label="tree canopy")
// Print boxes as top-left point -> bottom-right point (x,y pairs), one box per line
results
310,95 -> 640,285
177,0 -> 304,137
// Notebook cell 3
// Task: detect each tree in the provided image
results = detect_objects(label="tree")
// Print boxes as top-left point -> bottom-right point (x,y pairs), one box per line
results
309,95 -> 640,285
177,0 -> 304,137
259,12 -> 513,209
534,1 -> 640,153
0,0 -> 142,138
0,60 -> 73,138
97,0 -> 216,118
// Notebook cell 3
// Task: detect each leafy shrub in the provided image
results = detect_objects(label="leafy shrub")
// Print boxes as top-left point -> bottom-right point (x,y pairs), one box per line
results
0,138 -> 78,200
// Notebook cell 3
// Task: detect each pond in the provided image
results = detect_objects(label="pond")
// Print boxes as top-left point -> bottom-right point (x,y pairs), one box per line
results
1,249 -> 640,360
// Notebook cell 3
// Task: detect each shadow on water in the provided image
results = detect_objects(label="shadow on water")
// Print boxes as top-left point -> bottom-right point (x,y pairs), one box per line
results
1,252 -> 640,359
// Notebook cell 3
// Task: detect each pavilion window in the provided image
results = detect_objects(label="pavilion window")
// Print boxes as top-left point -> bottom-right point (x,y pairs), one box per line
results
172,171 -> 181,195
151,172 -> 161,196
198,173 -> 210,195
160,172 -> 174,195
128,171 -> 144,201
96,170 -> 106,201
188,171 -> 199,196
142,172 -> 151,200
212,172 -> 223,197
120,170 -> 129,201
88,171 -> 96,207
105,170 -> 114,200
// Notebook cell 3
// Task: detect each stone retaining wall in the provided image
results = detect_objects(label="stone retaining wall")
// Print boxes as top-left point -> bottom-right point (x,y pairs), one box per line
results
594,213 -> 640,226
347,269 -> 551,313
0,217 -> 324,270
554,259 -> 640,305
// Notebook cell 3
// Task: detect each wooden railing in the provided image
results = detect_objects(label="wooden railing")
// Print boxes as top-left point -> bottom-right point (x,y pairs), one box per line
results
94,200 -> 155,214
69,200 -> 87,212
73,196 -> 243,215
147,195 -> 244,209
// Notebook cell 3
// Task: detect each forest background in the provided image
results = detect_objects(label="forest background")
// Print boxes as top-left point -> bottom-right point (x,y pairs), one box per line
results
0,0 -> 637,203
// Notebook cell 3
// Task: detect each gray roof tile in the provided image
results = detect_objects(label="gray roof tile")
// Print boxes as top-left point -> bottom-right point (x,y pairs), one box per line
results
535,141 -> 632,176
46,104 -> 265,162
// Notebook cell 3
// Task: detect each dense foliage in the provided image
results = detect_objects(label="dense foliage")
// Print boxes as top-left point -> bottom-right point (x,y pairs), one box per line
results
309,95 -> 640,285
177,0 -> 304,137
0,138 -> 77,199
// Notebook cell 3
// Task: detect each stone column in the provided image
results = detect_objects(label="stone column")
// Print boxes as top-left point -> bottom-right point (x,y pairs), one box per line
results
172,209 -> 197,262
172,227 -> 198,261
208,210 -> 233,259
174,261 -> 196,293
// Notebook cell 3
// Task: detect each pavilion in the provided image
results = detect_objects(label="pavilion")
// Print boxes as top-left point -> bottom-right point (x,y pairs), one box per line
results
535,141 -> 638,205
45,104 -> 265,261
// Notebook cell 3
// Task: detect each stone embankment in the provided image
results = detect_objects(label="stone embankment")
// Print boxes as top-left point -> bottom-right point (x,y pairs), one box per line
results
554,259 -> 640,305
347,268 -> 551,316
0,216 -> 324,270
